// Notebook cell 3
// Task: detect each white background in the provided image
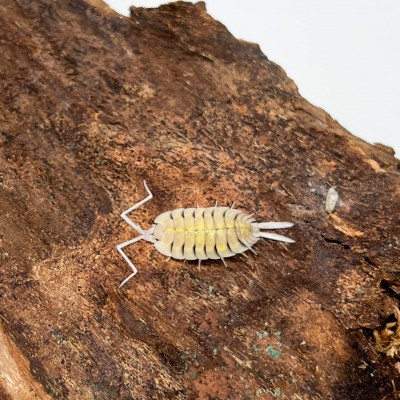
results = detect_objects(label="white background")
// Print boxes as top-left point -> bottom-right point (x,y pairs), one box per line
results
104,0 -> 400,157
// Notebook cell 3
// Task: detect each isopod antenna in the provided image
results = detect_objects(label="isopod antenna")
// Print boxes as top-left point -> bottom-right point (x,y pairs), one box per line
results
117,181 -> 154,288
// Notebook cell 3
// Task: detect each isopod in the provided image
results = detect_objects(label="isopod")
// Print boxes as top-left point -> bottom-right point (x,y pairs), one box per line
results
117,181 -> 295,287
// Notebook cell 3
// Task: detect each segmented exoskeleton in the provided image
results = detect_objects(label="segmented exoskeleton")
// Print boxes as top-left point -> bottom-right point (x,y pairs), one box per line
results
117,181 -> 294,287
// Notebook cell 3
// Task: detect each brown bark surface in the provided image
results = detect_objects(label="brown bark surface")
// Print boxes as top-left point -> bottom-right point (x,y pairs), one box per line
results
0,1 -> 399,399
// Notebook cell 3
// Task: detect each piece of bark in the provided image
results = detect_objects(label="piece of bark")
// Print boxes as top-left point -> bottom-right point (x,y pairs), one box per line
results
0,0 -> 399,399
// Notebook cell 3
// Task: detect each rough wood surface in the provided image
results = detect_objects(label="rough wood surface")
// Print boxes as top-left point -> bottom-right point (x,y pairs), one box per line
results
0,1 -> 399,399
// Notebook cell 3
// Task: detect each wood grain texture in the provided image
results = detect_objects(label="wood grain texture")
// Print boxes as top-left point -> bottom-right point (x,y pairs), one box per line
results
0,1 -> 399,399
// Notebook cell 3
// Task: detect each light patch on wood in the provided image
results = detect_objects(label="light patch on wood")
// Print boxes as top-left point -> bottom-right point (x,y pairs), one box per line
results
228,284 -> 250,300
222,346 -> 252,368
86,0 -> 116,13
0,324 -> 51,400
232,102 -> 249,114
138,83 -> 156,99
364,158 -> 385,173
350,146 -> 385,173
329,214 -> 364,237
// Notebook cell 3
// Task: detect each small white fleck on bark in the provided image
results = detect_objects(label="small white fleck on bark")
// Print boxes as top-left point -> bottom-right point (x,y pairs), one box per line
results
325,187 -> 339,213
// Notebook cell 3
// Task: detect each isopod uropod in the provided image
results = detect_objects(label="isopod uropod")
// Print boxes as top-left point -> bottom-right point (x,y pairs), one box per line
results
117,181 -> 295,287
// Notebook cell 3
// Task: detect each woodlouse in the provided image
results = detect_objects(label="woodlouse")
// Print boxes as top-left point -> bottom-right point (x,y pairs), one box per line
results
117,181 -> 294,287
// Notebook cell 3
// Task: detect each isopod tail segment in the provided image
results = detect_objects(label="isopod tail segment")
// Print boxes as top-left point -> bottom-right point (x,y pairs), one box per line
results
117,181 -> 295,288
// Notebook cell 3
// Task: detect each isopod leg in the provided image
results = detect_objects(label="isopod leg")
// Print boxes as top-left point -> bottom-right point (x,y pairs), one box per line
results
221,257 -> 228,268
117,236 -> 144,287
120,180 -> 153,234
248,247 -> 257,255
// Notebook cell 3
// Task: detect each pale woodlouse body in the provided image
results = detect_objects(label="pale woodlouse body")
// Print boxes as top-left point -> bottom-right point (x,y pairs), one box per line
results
117,181 -> 294,287
153,207 -> 260,260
